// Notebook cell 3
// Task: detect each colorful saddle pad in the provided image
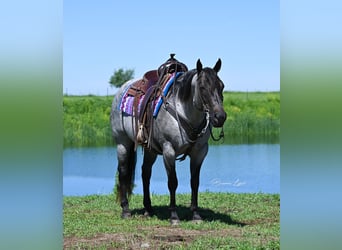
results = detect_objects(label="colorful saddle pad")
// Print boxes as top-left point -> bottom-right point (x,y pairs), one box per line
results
118,72 -> 182,117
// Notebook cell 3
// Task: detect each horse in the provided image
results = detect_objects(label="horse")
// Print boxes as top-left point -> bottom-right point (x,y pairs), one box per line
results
110,58 -> 227,224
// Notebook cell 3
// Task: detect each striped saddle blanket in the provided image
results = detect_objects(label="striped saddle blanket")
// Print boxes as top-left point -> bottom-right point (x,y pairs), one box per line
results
118,72 -> 182,117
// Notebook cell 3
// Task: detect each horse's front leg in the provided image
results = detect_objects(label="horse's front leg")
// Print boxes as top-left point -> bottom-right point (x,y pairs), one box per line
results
162,142 -> 179,225
141,150 -> 157,216
190,143 -> 208,221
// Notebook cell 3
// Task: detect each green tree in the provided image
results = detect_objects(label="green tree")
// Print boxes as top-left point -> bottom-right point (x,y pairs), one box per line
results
109,68 -> 134,88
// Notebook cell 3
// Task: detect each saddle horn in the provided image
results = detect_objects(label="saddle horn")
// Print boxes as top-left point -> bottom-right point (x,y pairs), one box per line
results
213,58 -> 221,73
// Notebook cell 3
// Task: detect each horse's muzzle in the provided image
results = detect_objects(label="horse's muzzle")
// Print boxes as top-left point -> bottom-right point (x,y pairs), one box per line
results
212,110 -> 227,127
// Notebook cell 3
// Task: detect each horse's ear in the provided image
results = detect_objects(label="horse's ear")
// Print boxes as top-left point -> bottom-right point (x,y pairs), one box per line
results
213,58 -> 222,73
196,59 -> 202,73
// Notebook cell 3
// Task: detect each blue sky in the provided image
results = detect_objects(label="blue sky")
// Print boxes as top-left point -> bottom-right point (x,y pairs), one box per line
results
64,1 -> 279,95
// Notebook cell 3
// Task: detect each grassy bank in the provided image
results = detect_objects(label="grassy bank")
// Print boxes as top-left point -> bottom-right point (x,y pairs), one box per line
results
63,91 -> 280,147
221,91 -> 279,144
63,95 -> 114,147
64,192 -> 280,249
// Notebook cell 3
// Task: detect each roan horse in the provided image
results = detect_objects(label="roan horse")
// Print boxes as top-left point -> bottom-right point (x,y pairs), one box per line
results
110,58 -> 227,224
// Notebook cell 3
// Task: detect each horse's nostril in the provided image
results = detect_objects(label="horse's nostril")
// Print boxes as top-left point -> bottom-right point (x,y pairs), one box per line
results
215,112 -> 227,121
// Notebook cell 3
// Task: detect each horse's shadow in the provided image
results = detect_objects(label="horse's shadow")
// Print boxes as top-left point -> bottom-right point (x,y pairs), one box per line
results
131,205 -> 246,227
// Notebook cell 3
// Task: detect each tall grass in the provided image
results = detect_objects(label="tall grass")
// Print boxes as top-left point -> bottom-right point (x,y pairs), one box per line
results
217,91 -> 280,144
63,95 -> 114,147
63,92 -> 280,147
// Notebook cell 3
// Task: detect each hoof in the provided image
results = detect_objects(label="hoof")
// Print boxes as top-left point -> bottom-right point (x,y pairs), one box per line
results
169,209 -> 180,225
192,212 -> 203,223
192,213 -> 202,221
121,211 -> 131,219
170,218 -> 180,226
143,210 -> 154,217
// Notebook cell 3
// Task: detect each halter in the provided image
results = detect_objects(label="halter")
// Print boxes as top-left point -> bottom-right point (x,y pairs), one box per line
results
193,73 -> 225,142
162,71 -> 224,145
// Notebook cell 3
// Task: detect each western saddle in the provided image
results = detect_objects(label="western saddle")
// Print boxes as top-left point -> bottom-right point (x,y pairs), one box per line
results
126,54 -> 188,149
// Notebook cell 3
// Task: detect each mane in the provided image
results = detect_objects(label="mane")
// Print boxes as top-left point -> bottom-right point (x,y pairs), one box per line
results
172,66 -> 223,103
174,69 -> 197,101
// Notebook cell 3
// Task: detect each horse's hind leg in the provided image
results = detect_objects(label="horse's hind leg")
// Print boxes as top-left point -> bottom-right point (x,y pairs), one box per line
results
116,141 -> 136,218
141,150 -> 157,216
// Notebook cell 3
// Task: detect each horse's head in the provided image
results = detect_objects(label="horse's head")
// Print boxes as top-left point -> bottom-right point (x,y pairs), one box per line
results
194,59 -> 227,127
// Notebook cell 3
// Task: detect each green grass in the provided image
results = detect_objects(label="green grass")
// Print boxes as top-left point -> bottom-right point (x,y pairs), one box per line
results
63,95 -> 114,147
63,91 -> 280,147
221,91 -> 280,145
64,192 -> 279,249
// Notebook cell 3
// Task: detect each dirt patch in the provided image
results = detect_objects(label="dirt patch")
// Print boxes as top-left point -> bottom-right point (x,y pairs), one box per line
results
64,226 -> 243,249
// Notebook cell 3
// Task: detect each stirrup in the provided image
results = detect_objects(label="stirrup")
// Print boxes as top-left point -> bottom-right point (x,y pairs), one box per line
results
137,124 -> 147,144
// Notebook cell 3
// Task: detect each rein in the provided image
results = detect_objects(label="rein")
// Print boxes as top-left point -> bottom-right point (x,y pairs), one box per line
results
210,125 -> 225,141
162,100 -> 210,143
167,67 -> 210,143
163,98 -> 224,144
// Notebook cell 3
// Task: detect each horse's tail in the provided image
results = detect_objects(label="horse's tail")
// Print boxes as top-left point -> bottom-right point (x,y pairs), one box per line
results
115,145 -> 137,203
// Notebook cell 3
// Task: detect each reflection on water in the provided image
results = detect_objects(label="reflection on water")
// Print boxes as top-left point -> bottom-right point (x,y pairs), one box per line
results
63,144 -> 279,196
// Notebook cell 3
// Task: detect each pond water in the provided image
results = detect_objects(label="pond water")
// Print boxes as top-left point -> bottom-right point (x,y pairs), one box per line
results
63,144 -> 279,196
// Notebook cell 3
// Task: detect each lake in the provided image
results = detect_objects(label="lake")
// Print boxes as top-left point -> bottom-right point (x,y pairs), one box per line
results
63,144 -> 279,196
